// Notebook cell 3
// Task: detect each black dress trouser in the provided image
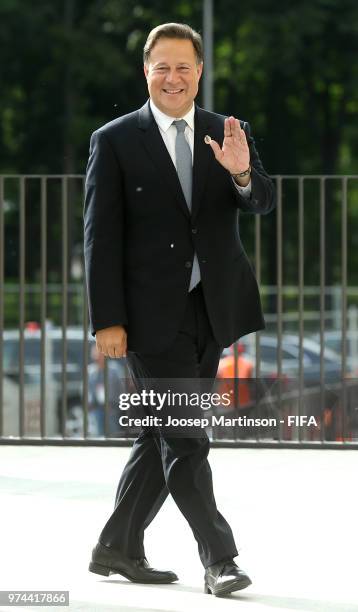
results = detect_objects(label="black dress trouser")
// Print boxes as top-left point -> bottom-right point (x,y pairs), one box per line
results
99,283 -> 238,568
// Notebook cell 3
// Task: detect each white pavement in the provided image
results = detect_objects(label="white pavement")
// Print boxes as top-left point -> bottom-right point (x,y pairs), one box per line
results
0,444 -> 357,612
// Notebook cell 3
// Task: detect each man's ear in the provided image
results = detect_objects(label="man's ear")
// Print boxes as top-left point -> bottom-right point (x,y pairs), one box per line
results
143,64 -> 149,78
197,62 -> 204,81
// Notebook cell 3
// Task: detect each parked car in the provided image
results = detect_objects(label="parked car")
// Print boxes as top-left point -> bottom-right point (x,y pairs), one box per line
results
1,374 -> 56,437
220,333 -> 347,384
2,323 -> 131,436
310,330 -> 358,375
216,334 -> 356,441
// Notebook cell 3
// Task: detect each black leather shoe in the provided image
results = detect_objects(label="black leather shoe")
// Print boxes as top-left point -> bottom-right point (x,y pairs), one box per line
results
89,542 -> 178,584
204,559 -> 252,597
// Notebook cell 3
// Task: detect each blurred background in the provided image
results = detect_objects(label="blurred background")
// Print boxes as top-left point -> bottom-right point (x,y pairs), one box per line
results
1,0 -> 358,443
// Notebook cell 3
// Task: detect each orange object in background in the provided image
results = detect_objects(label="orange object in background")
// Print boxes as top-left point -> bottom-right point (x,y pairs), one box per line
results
217,343 -> 254,407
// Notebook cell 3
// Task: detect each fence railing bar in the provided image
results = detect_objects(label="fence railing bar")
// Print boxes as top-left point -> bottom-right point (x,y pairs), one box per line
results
255,215 -> 262,380
1,437 -> 357,449
61,177 -> 69,437
0,177 -> 4,437
269,175 -> 358,180
0,174 -> 85,179
104,358 -> 110,439
341,177 -> 348,442
19,177 -> 26,437
40,177 -> 47,438
1,174 -> 358,181
298,177 -> 305,442
319,178 -> 326,444
276,176 -> 283,442
82,178 -> 89,438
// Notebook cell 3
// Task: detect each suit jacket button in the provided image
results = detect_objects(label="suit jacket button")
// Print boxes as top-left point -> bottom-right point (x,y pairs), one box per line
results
191,228 -> 197,234
185,261 -> 192,268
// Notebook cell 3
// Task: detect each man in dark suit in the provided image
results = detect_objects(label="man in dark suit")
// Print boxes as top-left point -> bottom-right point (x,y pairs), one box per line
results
84,22 -> 275,597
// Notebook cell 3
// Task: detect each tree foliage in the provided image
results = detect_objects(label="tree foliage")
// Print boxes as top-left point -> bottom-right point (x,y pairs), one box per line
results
1,0 -> 357,174
0,0 -> 357,292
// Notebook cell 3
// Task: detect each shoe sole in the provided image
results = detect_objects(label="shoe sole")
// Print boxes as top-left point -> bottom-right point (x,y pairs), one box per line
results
204,576 -> 252,597
88,561 -> 178,584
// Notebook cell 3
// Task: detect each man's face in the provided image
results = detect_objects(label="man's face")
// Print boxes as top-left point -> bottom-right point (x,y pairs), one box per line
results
144,37 -> 203,117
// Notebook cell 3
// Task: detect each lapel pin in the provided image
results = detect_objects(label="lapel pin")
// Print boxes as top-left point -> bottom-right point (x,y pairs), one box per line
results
204,135 -> 211,144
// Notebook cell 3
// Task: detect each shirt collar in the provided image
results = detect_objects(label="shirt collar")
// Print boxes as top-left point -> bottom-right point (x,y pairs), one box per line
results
149,99 -> 195,133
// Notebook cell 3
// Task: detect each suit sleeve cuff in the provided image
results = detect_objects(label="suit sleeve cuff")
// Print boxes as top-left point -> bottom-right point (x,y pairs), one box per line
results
232,178 -> 252,197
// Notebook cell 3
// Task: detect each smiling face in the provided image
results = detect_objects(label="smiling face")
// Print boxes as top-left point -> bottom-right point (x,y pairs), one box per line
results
144,37 -> 203,117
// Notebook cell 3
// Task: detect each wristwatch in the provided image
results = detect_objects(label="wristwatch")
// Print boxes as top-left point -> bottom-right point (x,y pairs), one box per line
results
231,165 -> 251,180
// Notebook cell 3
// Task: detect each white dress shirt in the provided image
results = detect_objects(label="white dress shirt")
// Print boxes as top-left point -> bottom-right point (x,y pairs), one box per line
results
149,100 -> 252,197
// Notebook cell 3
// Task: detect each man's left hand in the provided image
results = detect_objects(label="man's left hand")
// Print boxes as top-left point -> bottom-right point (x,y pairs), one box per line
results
205,116 -> 250,177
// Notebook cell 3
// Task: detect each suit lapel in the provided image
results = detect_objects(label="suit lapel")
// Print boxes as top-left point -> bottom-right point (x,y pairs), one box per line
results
191,106 -> 214,221
138,100 -> 190,219
137,101 -> 215,222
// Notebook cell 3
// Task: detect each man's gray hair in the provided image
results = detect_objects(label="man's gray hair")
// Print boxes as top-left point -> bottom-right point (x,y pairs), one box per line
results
143,23 -> 203,65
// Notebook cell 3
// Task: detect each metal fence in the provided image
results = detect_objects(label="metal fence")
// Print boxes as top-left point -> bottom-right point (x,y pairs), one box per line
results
1,173 -> 358,448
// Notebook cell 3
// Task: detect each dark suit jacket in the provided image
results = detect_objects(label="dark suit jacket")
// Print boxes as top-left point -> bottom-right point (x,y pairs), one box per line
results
83,100 -> 275,354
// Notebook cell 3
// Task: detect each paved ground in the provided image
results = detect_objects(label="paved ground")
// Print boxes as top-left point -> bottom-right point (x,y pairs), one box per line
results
0,444 -> 357,612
